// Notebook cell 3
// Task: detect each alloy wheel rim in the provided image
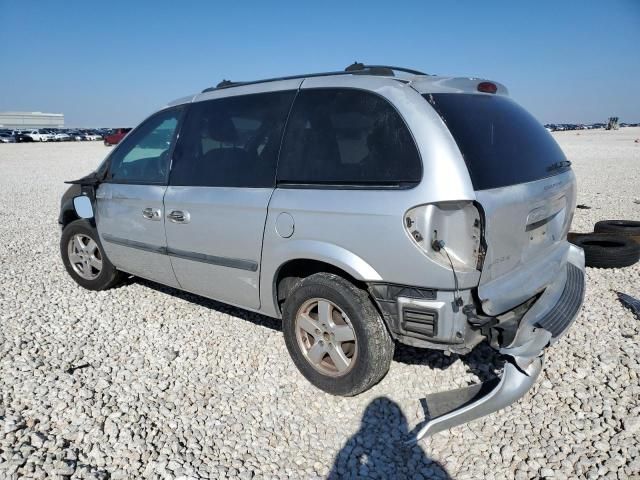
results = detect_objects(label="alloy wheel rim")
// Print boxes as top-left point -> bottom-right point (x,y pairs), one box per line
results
295,298 -> 357,377
67,234 -> 102,280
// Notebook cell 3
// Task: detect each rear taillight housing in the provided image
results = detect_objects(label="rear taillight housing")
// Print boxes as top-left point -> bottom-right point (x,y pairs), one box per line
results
404,202 -> 482,272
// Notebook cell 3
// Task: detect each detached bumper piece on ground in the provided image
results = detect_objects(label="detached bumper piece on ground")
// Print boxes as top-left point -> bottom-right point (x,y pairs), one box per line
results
413,247 -> 586,442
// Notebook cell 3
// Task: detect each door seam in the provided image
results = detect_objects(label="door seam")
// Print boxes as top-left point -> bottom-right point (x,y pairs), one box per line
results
257,80 -> 304,311
162,186 -> 184,289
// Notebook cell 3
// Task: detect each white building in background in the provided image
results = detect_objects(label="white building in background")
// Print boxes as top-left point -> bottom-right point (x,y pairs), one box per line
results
0,111 -> 64,129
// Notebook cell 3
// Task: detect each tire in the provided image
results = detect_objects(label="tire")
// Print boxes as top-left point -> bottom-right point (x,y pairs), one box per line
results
104,140 -> 110,146
570,233 -> 640,268
594,220 -> 640,244
567,232 -> 588,243
60,219 -> 125,290
282,273 -> 394,396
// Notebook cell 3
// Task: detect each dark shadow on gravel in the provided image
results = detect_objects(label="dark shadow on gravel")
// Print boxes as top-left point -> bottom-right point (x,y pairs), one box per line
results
134,278 -> 283,332
328,397 -> 451,479
394,341 -> 503,383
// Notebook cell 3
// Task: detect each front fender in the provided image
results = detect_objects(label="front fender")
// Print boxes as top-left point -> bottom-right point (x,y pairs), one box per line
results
259,239 -> 382,318
58,183 -> 82,227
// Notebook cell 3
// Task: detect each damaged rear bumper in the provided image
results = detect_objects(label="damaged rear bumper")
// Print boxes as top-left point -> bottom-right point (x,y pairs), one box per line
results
413,244 -> 585,442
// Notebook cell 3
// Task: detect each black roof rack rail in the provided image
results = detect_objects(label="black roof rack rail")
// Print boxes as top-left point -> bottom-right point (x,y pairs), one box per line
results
201,63 -> 429,93
344,62 -> 428,76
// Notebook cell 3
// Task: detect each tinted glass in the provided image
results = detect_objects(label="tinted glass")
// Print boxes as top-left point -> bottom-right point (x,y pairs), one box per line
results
170,91 -> 296,188
425,93 -> 569,190
107,107 -> 181,184
278,89 -> 421,186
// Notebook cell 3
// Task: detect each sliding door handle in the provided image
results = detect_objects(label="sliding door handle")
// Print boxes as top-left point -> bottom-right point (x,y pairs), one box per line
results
167,210 -> 190,224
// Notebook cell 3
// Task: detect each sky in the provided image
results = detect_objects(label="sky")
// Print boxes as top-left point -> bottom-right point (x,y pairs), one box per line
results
1,0 -> 639,127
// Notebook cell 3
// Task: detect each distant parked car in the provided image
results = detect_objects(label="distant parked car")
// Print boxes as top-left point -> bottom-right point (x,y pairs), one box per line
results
0,133 -> 16,143
68,131 -> 85,141
103,128 -> 131,146
53,132 -> 71,142
14,133 -> 34,143
23,129 -> 52,142
86,132 -> 103,141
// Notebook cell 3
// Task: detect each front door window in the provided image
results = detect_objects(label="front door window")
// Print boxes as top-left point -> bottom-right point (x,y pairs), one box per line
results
107,107 -> 182,184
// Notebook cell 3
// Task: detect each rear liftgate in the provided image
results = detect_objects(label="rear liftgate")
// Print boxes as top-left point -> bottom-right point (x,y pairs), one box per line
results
411,253 -> 585,442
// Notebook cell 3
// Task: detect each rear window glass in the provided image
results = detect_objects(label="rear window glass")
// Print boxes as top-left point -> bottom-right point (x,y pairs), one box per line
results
425,94 -> 569,190
278,89 -> 421,187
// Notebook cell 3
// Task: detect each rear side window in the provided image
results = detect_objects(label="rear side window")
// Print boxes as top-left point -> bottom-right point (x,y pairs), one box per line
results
170,91 -> 296,188
278,89 -> 421,187
425,93 -> 569,190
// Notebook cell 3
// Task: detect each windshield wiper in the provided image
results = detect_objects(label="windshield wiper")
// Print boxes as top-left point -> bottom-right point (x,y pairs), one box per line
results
547,160 -> 572,172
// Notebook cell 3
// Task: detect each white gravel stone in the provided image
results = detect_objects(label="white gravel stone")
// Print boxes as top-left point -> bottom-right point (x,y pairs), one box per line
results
622,416 -> 640,434
0,128 -> 639,478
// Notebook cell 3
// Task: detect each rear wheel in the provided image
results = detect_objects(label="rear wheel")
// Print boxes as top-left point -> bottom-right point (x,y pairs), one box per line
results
282,273 -> 394,396
60,219 -> 125,290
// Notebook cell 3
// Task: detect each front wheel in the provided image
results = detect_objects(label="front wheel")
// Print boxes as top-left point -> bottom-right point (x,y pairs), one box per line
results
60,219 -> 125,290
282,273 -> 394,396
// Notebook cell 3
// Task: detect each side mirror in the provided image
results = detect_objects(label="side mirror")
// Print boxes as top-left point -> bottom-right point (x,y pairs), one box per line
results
73,195 -> 94,219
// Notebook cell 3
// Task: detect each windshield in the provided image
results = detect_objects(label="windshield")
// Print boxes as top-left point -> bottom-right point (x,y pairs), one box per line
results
424,93 -> 569,190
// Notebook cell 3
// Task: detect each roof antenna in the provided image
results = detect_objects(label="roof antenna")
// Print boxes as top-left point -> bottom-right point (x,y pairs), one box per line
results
216,79 -> 234,88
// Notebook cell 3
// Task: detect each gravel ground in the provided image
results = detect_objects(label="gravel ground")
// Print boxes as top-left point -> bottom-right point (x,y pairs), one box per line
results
1,128 -> 639,479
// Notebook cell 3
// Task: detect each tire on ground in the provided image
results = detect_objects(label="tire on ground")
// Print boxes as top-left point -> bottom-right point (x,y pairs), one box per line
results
282,272 -> 394,397
567,232 -> 589,243
594,220 -> 640,244
60,219 -> 125,290
570,233 -> 640,268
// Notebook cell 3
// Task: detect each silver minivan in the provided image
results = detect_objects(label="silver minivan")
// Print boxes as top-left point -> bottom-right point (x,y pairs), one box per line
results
59,64 -> 585,439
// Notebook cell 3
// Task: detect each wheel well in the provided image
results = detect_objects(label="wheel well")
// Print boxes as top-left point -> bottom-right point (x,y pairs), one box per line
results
274,259 -> 368,314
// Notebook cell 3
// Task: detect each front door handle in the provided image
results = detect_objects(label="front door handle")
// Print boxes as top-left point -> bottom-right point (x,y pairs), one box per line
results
142,207 -> 161,221
167,210 -> 190,224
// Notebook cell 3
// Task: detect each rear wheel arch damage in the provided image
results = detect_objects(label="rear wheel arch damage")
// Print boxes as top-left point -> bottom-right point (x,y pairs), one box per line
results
265,240 -> 382,317
273,259 -> 371,316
